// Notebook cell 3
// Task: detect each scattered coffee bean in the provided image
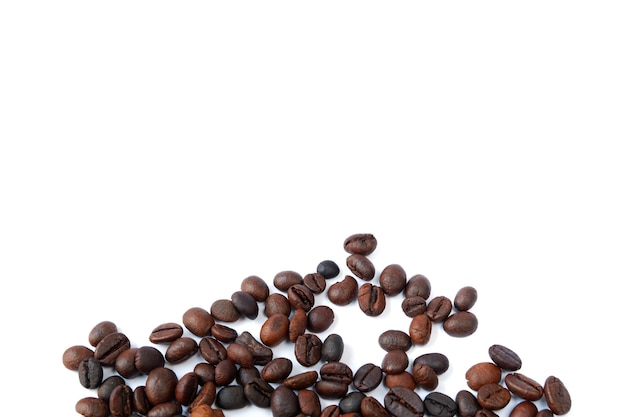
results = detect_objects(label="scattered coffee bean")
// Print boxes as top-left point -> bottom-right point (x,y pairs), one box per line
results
260,313 -> 290,347
384,386 -> 424,417
455,390 -> 480,417
317,260 -> 340,278
414,353 -> 449,375
379,263 -> 407,296
78,357 -> 103,389
136,345 -> 166,372
408,314 -> 432,345
261,357 -> 293,383
303,272 -> 327,294
307,305 -> 335,333
321,333 -> 344,362
378,330 -> 412,352
88,321 -> 118,347
145,367 -> 178,405
360,395 -> 390,417
381,350 -> 409,375
426,296 -> 453,323
188,381 -> 216,411
488,344 -> 522,371
401,296 -> 427,317
504,372 -> 544,400
215,385 -> 248,409
294,333 -> 323,367
226,342 -> 254,368
423,392 -> 457,417
183,307 -> 215,337
234,331 -> 274,365
244,377 -> 274,408
240,275 -> 270,302
288,308 -> 308,342
454,286 -> 478,311
544,376 -> 571,415
288,283 -> 315,311
465,362 -> 502,390
230,290 -> 259,319
353,363 -> 383,392
210,299 -> 241,322
264,293 -> 292,317
108,384 -> 132,417
210,323 -> 239,343
149,323 -> 184,344
63,345 -> 95,371
75,397 -> 109,417
273,270 -> 303,292
443,311 -> 478,337
411,362 -> 438,391
282,370 -> 319,390
315,380 -> 349,399
97,375 -> 125,402
344,233 -> 377,255
510,400 -> 539,417
347,254 -> 376,281
404,274 -> 431,299
198,337 -> 227,365
214,359 -> 237,386
384,371 -> 417,390
271,385 -> 300,417
175,372 -> 199,406
476,383 -> 511,410
299,388 -> 322,417
339,391 -> 366,413
358,283 -> 386,316
327,275 -> 358,306
94,332 -> 130,366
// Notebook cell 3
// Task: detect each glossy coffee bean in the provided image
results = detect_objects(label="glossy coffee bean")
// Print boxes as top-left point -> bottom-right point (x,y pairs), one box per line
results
455,390 -> 480,417
360,396 -> 389,417
321,333 -> 344,362
295,333 -> 323,367
194,362 -> 215,385
240,275 -> 270,302
136,346 -> 166,373
344,233 -> 377,255
384,386 -> 424,417
476,383 -> 511,410
97,376 -> 125,402
307,305 -> 335,333
289,308 -> 308,342
216,385 -> 248,409
423,392 -> 457,417
381,350 -> 409,375
210,299 -> 241,322
426,296 -> 452,323
132,386 -> 150,415
165,337 -> 198,364
226,342 -> 254,368
260,313 -> 290,346
414,353 -> 449,375
299,389 -> 322,417
75,397 -> 109,417
230,290 -> 259,319
443,311 -> 478,337
94,332 -> 131,366
288,284 -> 315,311
175,372 -> 199,406
146,401 -> 182,417
320,361 -> 353,385
475,410 -> 499,417
544,376 -> 571,415
401,296 -> 427,317
199,337 -> 227,365
320,404 -> 341,417
149,323 -> 184,344
114,348 -> 139,379
358,283 -> 386,316
465,362 -> 501,390
264,293 -> 292,317
327,275 -> 358,306
379,264 -> 407,296
339,391 -> 366,413
262,357 -> 293,382
536,409 -> 555,417
378,330 -> 412,352
454,286 -> 478,311
235,331 -> 274,365
236,365 -> 260,386
214,359 -> 237,386
78,357 -> 103,389
210,323 -> 238,343
404,274 -> 431,299
244,377 -> 274,408
408,314 -> 432,345
510,400 -> 539,417
274,270 -> 304,291
145,367 -> 178,405
271,386 -> 300,417
411,363 -> 438,391
504,372 -> 544,400
188,381 -> 216,411
347,254 -> 376,281
109,384 -> 132,417
317,260 -> 340,278
183,307 -> 215,337
63,345 -> 94,370
189,404 -> 214,417
488,344 -> 522,371
304,272 -> 327,294
283,370 -> 319,390
315,380 -> 349,399
88,321 -> 118,347
353,363 -> 383,392
384,372 -> 416,390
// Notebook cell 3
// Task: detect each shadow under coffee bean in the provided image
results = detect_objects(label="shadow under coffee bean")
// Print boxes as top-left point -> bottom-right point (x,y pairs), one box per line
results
63,233 -> 571,417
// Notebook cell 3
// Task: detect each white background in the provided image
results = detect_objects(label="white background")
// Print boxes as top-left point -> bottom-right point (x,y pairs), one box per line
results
1,2 -> 624,416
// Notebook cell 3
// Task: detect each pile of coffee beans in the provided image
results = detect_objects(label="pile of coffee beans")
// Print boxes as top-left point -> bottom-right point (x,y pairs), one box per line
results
62,233 -> 571,417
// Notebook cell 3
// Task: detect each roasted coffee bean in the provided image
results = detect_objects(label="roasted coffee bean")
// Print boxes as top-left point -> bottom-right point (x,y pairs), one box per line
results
216,385 -> 248,409
149,323 -> 184,344
262,357 -> 293,382
299,389 -> 322,417
476,383 -> 511,410
488,344 -> 522,371
236,365 -> 260,386
423,392 -> 457,417
536,409 -> 555,417
175,372 -> 199,406
188,381 -> 216,411
230,290 -> 259,319
270,386 -> 300,417
384,386 -> 424,417
384,372 -> 416,390
378,330 -> 412,352
94,332 -> 131,366
264,293 -> 292,317
347,254 -> 376,281
136,346 -> 166,373
165,337 -> 197,365
544,376 -> 571,415
465,362 -> 502,390
295,333 -> 323,367
146,401 -> 182,417
194,362 -> 216,385
183,307 -> 215,337
304,272 -> 327,294
455,390 -> 480,417
320,404 -> 341,417
226,342 -> 254,368
411,363 -> 438,391
379,264 -> 407,296
353,363 -> 383,392
260,313 -> 290,346
289,308 -> 308,342
358,283 -> 386,316
244,377 -> 274,408
414,353 -> 449,375
339,391 -> 366,413
210,299 -> 241,322
510,400 -> 539,417
89,321 -> 118,347
504,372 -> 544,400
426,296 -> 452,323
361,396 -> 390,417
114,348 -> 139,378
321,333 -> 344,362
401,296 -> 427,318
145,367 -> 178,405
404,274 -> 431,299
189,404 -> 214,417
317,260 -> 340,278
307,305 -> 335,333
98,376 -> 126,402
443,311 -> 478,337
344,233 -> 377,255
288,284 -> 315,311
408,314 -> 432,345
382,350 -> 409,375
274,270 -> 304,291
75,397 -> 109,417
327,275 -> 358,306
79,357 -> 103,389
210,323 -> 238,343
132,386 -> 151,415
475,410 -> 499,417
214,359 -> 237,386
241,275 -> 270,302
320,361 -> 353,384
283,370 -> 319,390
199,337 -> 227,365
315,380 -> 349,399
454,286 -> 478,311
63,345 -> 95,370
235,331 -> 273,365
109,384 -> 133,417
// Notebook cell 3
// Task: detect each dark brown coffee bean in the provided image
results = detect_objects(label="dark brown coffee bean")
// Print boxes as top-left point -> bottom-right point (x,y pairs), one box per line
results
274,270 -> 304,291
401,296 -> 427,318
317,260 -> 340,278
175,372 -> 199,406
231,290 -> 259,319
146,401 -> 182,417
404,274 -> 431,299
455,390 -> 480,417
234,331 -> 274,365
408,314 -> 432,345
295,333 -> 323,367
339,391 -> 365,413
423,392 -> 457,417
149,323 -> 184,344
414,353 -> 449,375
260,313 -> 290,346
476,383 -> 511,410
544,376 -> 571,415
165,337 -> 198,364
136,346 -> 166,373
299,389 -> 322,417
307,305 -> 335,333
97,376 -> 125,402
199,337 -> 227,365
358,283 -> 386,316
63,345 -> 95,370
321,333 -> 344,362
378,330 -> 412,352
426,296 -> 452,323
283,370 -> 319,390
504,372 -> 544,400
132,386 -> 150,415
194,362 -> 215,385
536,409 -> 555,417
353,363 -> 383,392
210,299 -> 241,322
289,308 -> 308,342
320,361 -> 353,384
264,293 -> 292,317
244,377 -> 274,408
75,397 -> 109,417
361,396 -> 390,417
114,348 -> 139,379
183,307 -> 215,337
344,233 -> 377,255
210,323 -> 238,343
188,381 -> 216,411
510,400 -> 539,417
443,311 -> 478,337
236,365 -> 261,386
271,386 -> 300,417
288,284 -> 315,311
109,384 -> 133,417
89,321 -> 118,347
347,254 -> 376,281
379,264 -> 407,296
214,359 -> 237,386
304,272 -> 327,294
465,362 -> 501,390
475,410 -> 499,417
241,275 -> 270,302
488,344 -> 522,371
454,286 -> 478,311
78,357 -> 103,389
384,372 -> 416,390
327,275 -> 358,306
262,357 -> 293,382
226,342 -> 254,368
145,367 -> 178,405
411,363 -> 438,391
381,350 -> 409,375
320,404 -> 341,417
94,332 -> 130,366
189,403 -> 214,417
384,386 -> 424,417
315,380 -> 349,399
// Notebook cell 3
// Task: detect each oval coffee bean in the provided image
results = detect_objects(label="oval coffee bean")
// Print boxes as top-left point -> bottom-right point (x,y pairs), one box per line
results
320,404 -> 341,417
188,381 -> 216,411
262,357 -> 293,382
401,296 -> 427,317
136,345 -> 166,373
164,337 -> 197,365
347,254 -> 376,281
381,350 -> 409,375
94,332 -> 130,366
237,366 -> 260,386
443,311 -> 478,337
132,386 -> 150,415
378,330 -> 412,352
327,275 -> 358,306
145,367 -> 178,405
384,386 -> 425,417
414,353 -> 449,375
78,357 -> 104,389
283,370 -> 319,390
146,401 -> 182,417
510,400 -> 539,417
271,386 -> 300,417
211,323 -> 238,343
339,391 -> 366,413
303,272 -> 327,294
465,362 -> 501,390
287,284 -> 315,311
544,376 -> 572,415
88,321 -> 118,347
230,290 -> 259,320
226,342 -> 254,368
114,348 -> 139,379
358,283 -> 386,316
384,371 -> 416,390
75,397 -> 109,417
182,307 -> 215,337
411,363 -> 438,391
108,384 -> 132,417
175,372 -> 199,406
307,305 -> 335,333
244,377 -> 274,408
260,313 -> 290,347
321,333 -> 344,362
97,376 -> 125,402
404,274 -> 431,299
317,259 -> 340,278
214,359 -> 237,386
353,363 -> 383,392
454,286 -> 478,311
235,331 -> 274,366
320,361 -> 353,385
273,270 -> 303,291
360,396 -> 390,417
423,392 -> 457,417
289,308 -> 308,342
149,323 -> 184,344
294,333 -> 323,367
240,275 -> 270,302
488,344 -> 522,371
216,385 -> 248,409
476,383 -> 511,410
408,314 -> 432,345
504,372 -> 544,400
315,380 -> 349,399
63,345 -> 94,370
475,410 -> 499,417
426,296 -> 453,323
210,299 -> 241,322
379,263 -> 407,296
344,233 -> 377,255
199,337 -> 227,365
456,390 -> 480,417
537,409 -> 555,417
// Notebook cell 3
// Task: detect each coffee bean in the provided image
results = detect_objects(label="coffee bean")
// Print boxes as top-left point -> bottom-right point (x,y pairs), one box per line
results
544,376 -> 571,415
226,342 -> 254,368
194,362 -> 215,385
426,296 -> 452,323
454,286 -> 478,311
327,275 -> 358,306
189,404 -> 214,417
317,260 -> 340,278
264,293 -> 292,317
244,377 -> 274,408
307,305 -> 335,333
114,348 -> 139,379
175,372 -> 199,406
384,372 -> 416,390
234,331 -> 274,366
320,361 -> 353,385
379,264 -> 407,296
188,381 -> 216,411
236,365 -> 260,386
315,380 -> 349,399
408,314 -> 432,345
109,384 -> 133,417
353,363 -> 383,392
423,392 -> 457,417
274,270 -> 304,291
361,396 -> 390,417
88,321 -> 118,347
443,311 -> 478,337
98,376 -> 126,402
414,353 -> 449,375
455,390 -> 480,417
347,254 -> 376,281
75,397 -> 109,417
230,290 -> 259,319
260,313 -> 290,346
411,363 -> 438,391
199,337 -> 227,365
262,357 -> 293,382
510,400 -> 539,417
536,409 -> 555,417
132,386 -> 150,415
145,367 -> 178,405
476,383 -> 511,410
289,308 -> 308,342
283,370 -> 319,390
271,386 -> 300,417
210,323 -> 238,343
210,299 -> 241,322
94,332 -> 131,366
339,391 -> 366,413
214,359 -> 237,386
288,284 -> 315,311
183,307 -> 215,337
475,409 -> 499,417
504,372 -> 544,400
321,333 -> 344,362
146,401 -> 182,417
358,283 -> 386,316
488,344 -> 522,371
382,350 -> 409,375
384,386 -> 424,417
344,233 -> 377,255
320,404 -> 341,417
164,337 -> 197,365
404,274 -> 431,299
465,362 -> 501,390
304,272 -> 327,294
299,389 -> 322,417
149,323 -> 184,344
401,296 -> 427,318
63,345 -> 95,370
241,275 -> 270,302
294,333 -> 323,367
136,346 -> 166,373
378,330 -> 412,352
78,357 -> 103,389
